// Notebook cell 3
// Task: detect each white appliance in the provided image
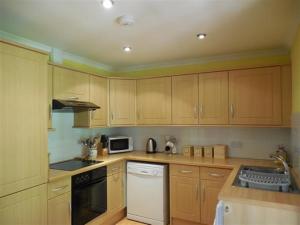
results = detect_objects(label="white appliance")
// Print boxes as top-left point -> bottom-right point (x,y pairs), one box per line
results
108,136 -> 133,154
127,162 -> 169,225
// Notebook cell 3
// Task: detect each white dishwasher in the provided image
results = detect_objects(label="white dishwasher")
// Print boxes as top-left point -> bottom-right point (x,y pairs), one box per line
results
127,161 -> 169,225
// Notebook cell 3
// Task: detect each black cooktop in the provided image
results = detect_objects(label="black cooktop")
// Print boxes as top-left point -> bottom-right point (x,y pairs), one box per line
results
50,158 -> 103,171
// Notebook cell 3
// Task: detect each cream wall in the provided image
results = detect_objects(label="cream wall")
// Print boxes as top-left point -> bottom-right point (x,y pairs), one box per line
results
291,25 -> 300,172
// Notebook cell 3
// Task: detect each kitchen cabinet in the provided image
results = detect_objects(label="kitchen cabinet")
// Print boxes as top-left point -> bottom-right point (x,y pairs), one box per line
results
172,74 -> 198,124
137,77 -> 171,124
109,79 -> 136,125
74,75 -> 108,127
48,192 -> 71,225
53,66 -> 89,102
229,67 -> 282,125
48,64 -> 53,129
170,165 -> 200,223
200,180 -> 222,225
281,65 -> 292,127
107,161 -> 125,214
0,184 -> 47,225
0,41 -> 48,197
198,72 -> 229,124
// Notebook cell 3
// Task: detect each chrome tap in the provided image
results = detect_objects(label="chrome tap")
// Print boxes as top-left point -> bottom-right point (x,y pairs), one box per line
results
270,153 -> 290,178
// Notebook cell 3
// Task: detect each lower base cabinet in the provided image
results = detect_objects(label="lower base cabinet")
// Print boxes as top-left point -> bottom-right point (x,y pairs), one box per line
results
0,184 -> 47,225
48,192 -> 71,225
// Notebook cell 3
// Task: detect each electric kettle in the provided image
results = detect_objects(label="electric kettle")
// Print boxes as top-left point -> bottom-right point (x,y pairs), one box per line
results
146,138 -> 157,153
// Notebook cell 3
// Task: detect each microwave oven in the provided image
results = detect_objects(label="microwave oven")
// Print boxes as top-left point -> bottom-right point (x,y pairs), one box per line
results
108,136 -> 133,154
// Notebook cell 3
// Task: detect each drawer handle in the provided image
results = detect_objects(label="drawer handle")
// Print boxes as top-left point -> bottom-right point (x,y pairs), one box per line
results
68,97 -> 79,100
51,185 -> 68,192
209,173 -> 224,177
111,167 -> 119,171
179,170 -> 193,174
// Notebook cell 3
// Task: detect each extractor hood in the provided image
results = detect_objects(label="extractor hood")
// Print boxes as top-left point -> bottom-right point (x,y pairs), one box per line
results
52,99 -> 100,112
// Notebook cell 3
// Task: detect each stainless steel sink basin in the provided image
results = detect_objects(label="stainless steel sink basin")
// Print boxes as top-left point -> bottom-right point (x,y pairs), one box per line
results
233,165 -> 300,193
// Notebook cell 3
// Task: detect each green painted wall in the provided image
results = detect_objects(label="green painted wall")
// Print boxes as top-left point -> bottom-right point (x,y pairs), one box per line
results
114,54 -> 290,77
292,25 -> 300,113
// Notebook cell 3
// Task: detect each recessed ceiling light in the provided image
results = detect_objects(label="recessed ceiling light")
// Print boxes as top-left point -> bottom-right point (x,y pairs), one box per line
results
123,46 -> 132,53
102,0 -> 114,9
197,33 -> 207,40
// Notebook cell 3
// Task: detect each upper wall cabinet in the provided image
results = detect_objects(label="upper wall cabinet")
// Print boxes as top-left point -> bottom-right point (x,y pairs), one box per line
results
48,65 -> 53,129
199,72 -> 229,125
53,66 -> 89,102
172,75 -> 199,125
281,65 -> 292,127
109,79 -> 136,126
0,42 -> 48,197
137,77 -> 171,124
229,67 -> 282,125
74,75 -> 108,128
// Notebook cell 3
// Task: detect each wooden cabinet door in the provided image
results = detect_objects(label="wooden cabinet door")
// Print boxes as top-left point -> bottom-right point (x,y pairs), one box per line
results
48,65 -> 53,129
53,66 -> 89,101
0,42 -> 48,197
109,79 -> 136,125
172,74 -> 198,124
200,180 -> 222,225
199,72 -> 229,124
0,184 -> 47,225
281,65 -> 292,127
137,77 -> 171,124
48,192 -> 71,225
107,172 -> 124,213
170,176 -> 200,222
90,75 -> 107,127
229,67 -> 282,125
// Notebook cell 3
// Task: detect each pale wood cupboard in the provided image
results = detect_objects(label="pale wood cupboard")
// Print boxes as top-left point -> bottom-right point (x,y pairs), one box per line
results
137,77 -> 172,124
281,65 -> 292,126
48,65 -> 53,129
172,74 -> 199,124
109,79 -> 136,125
0,184 -> 47,225
53,66 -> 90,102
0,41 -> 48,198
74,75 -> 108,127
48,192 -> 71,225
170,164 -> 231,225
198,72 -> 229,125
229,66 -> 282,125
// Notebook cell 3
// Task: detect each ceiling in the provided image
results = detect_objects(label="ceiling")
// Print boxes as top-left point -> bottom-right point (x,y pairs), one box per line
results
0,0 -> 300,70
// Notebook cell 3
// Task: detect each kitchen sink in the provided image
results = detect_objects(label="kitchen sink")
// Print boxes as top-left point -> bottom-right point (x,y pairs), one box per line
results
232,165 -> 300,193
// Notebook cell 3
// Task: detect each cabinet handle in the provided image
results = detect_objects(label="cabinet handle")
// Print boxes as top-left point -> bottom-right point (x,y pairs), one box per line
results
111,112 -> 114,121
51,185 -> 68,192
230,104 -> 234,118
179,170 -> 193,174
196,184 -> 199,200
111,167 -> 119,171
194,105 -> 198,118
49,104 -> 52,120
68,96 -> 79,100
69,201 -> 72,222
199,104 -> 203,117
137,111 -> 140,120
209,173 -> 225,177
202,185 -> 205,202
91,111 -> 96,120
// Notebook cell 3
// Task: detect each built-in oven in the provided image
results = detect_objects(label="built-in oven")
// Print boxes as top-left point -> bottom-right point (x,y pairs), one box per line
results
108,136 -> 133,154
72,167 -> 107,225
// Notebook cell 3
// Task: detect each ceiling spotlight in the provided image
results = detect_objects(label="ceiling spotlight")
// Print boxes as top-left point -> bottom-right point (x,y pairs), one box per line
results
102,0 -> 114,9
197,33 -> 207,40
123,46 -> 132,53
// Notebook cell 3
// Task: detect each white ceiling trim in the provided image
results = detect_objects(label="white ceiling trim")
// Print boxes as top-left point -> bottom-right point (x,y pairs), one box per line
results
116,48 -> 290,72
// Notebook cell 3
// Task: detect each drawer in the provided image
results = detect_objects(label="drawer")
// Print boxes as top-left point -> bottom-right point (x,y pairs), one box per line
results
170,164 -> 199,178
107,161 -> 124,176
48,177 -> 71,199
200,167 -> 232,182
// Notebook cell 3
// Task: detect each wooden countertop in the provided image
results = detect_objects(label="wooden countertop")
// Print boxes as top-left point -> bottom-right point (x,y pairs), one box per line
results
49,151 -> 300,211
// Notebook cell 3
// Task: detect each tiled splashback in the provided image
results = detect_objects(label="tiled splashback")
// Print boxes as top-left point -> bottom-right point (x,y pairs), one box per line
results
292,113 -> 300,172
48,113 -> 291,162
48,113 -> 118,163
116,127 -> 291,160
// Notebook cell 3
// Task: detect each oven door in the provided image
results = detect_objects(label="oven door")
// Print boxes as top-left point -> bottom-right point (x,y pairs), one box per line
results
72,178 -> 107,225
